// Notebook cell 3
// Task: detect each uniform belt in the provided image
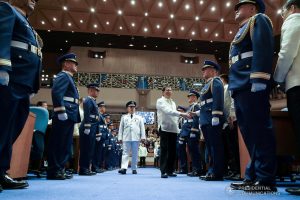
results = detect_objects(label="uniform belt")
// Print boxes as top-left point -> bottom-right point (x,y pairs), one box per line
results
63,97 -> 79,104
11,40 -> 42,57
90,115 -> 99,119
200,98 -> 213,106
230,51 -> 253,65
184,119 -> 193,123
99,125 -> 106,128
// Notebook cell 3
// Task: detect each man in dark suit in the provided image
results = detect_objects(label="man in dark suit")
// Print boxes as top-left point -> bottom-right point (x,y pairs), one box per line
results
47,53 -> 81,180
0,0 -> 42,191
228,0 -> 277,193
79,84 -> 100,176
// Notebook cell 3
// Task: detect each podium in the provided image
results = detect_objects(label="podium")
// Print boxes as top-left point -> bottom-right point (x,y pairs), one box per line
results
7,112 -> 36,179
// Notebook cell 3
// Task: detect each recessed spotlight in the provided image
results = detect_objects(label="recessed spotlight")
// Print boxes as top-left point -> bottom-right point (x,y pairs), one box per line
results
195,16 -> 200,21
277,9 -> 282,15
144,27 -> 148,32
220,18 -> 224,22
173,0 -> 176,3
185,59 -> 188,63
108,43 -> 112,46
131,23 -> 135,27
215,33 -> 219,37
210,40 -> 213,43
190,60 -> 193,64
118,10 -> 123,15
60,48 -> 63,51
189,39 -> 192,41
168,37 -> 171,40
90,7 -> 95,13
185,4 -> 190,10
158,2 -> 163,7
204,28 -> 208,32
168,29 -> 172,34
129,44 -> 134,47
143,45 -> 147,48
93,24 -> 98,28
103,0 -> 106,2
41,21 -> 45,25
86,42 -> 90,45
119,26 -> 123,30
191,31 -> 196,35
106,21 -> 110,25
170,14 -> 174,19
65,40 -> 68,43
63,6 -> 67,11
211,6 -> 216,12
180,26 -> 185,31
71,31 -> 74,33
199,0 -> 204,5
130,0 -> 135,5
145,12 -> 148,17
53,17 -> 57,21
155,45 -> 158,48
156,24 -> 160,29
68,22 -> 72,26
80,20 -> 83,23
47,29 -> 51,32
226,2 -> 231,7
229,30 -> 233,34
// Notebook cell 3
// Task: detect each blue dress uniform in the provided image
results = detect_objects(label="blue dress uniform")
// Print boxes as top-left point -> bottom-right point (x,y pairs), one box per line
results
47,53 -> 81,179
0,2 -> 42,188
105,126 -> 114,170
199,61 -> 224,180
79,84 -> 100,175
229,0 -> 277,189
177,106 -> 188,174
185,91 -> 202,176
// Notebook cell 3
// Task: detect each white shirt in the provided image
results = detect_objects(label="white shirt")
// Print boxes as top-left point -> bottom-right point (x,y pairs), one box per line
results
118,113 -> 146,142
274,13 -> 300,91
156,96 -> 181,133
138,146 -> 148,157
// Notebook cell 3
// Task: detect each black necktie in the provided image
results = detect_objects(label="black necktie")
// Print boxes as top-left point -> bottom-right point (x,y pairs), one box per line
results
131,114 -> 133,119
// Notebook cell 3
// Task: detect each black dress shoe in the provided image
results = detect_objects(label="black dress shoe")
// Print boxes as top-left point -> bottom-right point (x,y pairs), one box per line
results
0,184 -> 3,192
0,174 -> 29,189
243,181 -> 277,193
230,179 -> 254,190
203,174 -> 223,181
64,172 -> 73,179
118,169 -> 126,174
93,168 -> 105,173
177,170 -> 187,174
286,187 -> 300,195
47,171 -> 66,180
226,174 -> 242,181
187,171 -> 200,177
78,169 -> 96,176
132,170 -> 137,174
167,173 -> 177,177
161,173 -> 168,178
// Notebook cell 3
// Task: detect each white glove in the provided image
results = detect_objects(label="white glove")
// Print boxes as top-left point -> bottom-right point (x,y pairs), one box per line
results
58,113 -> 68,121
96,137 -> 100,141
84,129 -> 90,135
0,70 -> 9,86
251,83 -> 266,92
212,117 -> 220,126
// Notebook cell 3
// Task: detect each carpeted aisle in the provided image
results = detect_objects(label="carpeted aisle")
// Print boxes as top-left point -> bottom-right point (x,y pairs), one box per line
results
1,168 -> 299,200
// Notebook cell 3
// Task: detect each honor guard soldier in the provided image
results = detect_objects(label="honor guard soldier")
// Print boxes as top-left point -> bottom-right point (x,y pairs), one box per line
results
177,106 -> 188,174
105,121 -> 114,170
194,60 -> 224,181
47,53 -> 81,180
118,101 -> 146,175
92,101 -> 108,173
78,84 -> 100,176
184,90 -> 203,177
229,0 -> 277,193
0,0 -> 42,190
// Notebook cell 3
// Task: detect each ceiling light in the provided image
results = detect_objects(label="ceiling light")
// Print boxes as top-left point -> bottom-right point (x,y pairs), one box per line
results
220,18 -> 224,22
129,44 -> 134,47
204,28 -> 208,32
173,0 -> 176,2
168,29 -> 172,34
130,0 -> 135,5
180,26 -> 185,31
185,60 -> 188,63
195,16 -> 199,21
108,43 -> 112,46
93,24 -> 98,28
156,24 -> 160,29
158,2 -> 163,7
63,6 -> 67,11
210,40 -> 213,43
71,31 -> 74,33
68,22 -> 72,26
103,0 -> 106,2
191,31 -> 196,35
118,10 -> 123,15
87,42 -> 90,45
53,17 -> 57,21
229,30 -> 233,34
47,30 -> 51,32
80,20 -> 83,23
211,6 -> 216,12
277,9 -> 282,14
170,14 -> 174,19
131,23 -> 135,27
65,40 -> 68,43
199,0 -> 204,5
215,33 -> 219,37
168,37 -> 171,40
189,60 -> 193,64
155,45 -> 158,48
226,2 -> 231,7
144,27 -> 148,32
185,4 -> 190,10
106,21 -> 110,25
144,45 -> 147,48
145,12 -> 148,16
41,21 -> 45,25
119,26 -> 123,30
90,7 -> 95,13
